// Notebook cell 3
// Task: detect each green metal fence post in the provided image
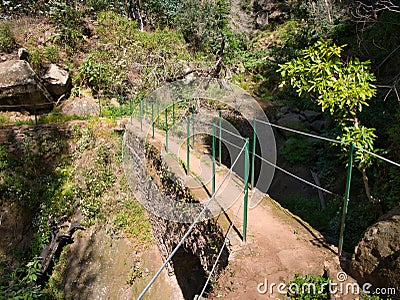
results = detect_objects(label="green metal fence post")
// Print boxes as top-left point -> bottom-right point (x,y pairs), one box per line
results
165,107 -> 168,153
251,118 -> 256,189
191,106 -> 195,147
157,103 -> 160,127
151,103 -> 155,139
140,100 -> 143,132
172,100 -> 175,124
34,104 -> 37,125
338,143 -> 354,255
186,115 -> 190,173
219,111 -> 222,165
212,124 -> 216,196
129,99 -> 133,124
243,138 -> 250,242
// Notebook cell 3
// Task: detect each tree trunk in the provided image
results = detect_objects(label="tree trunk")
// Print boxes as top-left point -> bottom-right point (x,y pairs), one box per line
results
127,0 -> 144,31
361,167 -> 373,202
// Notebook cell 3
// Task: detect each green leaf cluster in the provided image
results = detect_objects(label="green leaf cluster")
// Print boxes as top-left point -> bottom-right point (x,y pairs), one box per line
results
278,39 -> 379,177
0,257 -> 43,299
287,273 -> 332,300
0,22 -> 16,53
47,0 -> 86,48
279,39 -> 376,118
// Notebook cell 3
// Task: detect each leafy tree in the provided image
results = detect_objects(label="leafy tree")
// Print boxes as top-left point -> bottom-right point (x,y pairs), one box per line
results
278,39 -> 378,202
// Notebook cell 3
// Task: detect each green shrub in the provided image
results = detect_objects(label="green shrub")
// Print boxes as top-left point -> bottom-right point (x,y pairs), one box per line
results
0,145 -> 9,171
280,194 -> 341,232
27,48 -> 44,74
75,53 -> 113,95
0,22 -> 16,53
48,0 -> 85,48
280,137 -> 314,164
0,257 -> 44,299
287,273 -> 331,299
44,44 -> 60,63
86,0 -> 111,13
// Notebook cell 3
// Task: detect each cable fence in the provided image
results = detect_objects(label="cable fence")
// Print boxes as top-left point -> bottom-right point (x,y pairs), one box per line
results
124,94 -> 400,298
4,88 -> 399,298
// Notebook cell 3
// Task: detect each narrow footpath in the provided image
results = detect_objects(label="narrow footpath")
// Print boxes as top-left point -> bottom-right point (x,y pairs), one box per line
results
125,117 -> 357,300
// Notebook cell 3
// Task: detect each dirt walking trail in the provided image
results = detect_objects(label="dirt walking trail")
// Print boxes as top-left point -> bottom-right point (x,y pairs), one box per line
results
125,117 -> 358,300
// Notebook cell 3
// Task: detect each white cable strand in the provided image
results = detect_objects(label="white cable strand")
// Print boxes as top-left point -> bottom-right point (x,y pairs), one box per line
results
256,119 -> 345,145
198,200 -> 244,298
254,153 -> 338,196
219,136 -> 246,151
354,146 -> 400,168
196,118 -> 247,141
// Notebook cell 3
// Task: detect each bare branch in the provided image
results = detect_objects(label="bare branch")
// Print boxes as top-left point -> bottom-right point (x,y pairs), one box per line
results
353,0 -> 400,21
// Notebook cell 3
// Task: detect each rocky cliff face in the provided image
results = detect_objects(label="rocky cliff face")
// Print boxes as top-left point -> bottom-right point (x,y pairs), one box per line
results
229,0 -> 291,33
350,206 -> 400,296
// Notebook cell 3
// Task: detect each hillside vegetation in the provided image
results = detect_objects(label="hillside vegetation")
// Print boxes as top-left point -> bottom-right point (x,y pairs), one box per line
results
0,0 -> 400,298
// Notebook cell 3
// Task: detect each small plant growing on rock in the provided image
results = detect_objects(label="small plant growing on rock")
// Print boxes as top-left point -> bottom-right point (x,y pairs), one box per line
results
0,22 -> 16,53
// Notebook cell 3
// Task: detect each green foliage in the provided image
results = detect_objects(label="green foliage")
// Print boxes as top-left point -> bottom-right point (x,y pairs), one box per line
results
126,260 -> 144,285
279,39 -> 379,201
0,22 -> 16,53
77,142 -> 116,226
78,11 -> 212,95
37,109 -> 87,124
114,198 -> 152,243
298,0 -> 350,38
48,0 -> 85,48
280,194 -> 341,232
44,44 -> 60,63
280,137 -> 314,164
86,0 -> 112,13
0,257 -> 44,299
27,48 -> 44,74
287,273 -> 332,299
75,53 -> 113,95
142,0 -> 231,53
338,125 -> 378,169
231,19 -> 314,99
0,145 -> 10,171
279,39 -> 376,118
43,247 -> 68,298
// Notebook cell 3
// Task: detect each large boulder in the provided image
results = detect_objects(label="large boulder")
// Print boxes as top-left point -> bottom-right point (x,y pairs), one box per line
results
61,96 -> 100,117
276,112 -> 307,138
42,64 -> 72,101
350,206 -> 400,296
0,60 -> 52,110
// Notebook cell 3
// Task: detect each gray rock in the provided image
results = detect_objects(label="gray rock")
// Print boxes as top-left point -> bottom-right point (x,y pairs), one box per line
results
42,64 -> 72,101
350,206 -> 400,296
279,106 -> 290,115
0,60 -> 52,110
18,48 -> 29,61
277,113 -> 307,138
61,96 -> 100,117
303,110 -> 322,122
310,120 -> 327,132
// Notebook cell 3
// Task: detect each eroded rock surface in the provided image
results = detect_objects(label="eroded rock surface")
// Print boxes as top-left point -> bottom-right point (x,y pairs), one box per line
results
350,206 -> 400,296
0,60 -> 52,109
